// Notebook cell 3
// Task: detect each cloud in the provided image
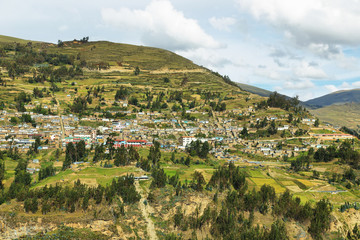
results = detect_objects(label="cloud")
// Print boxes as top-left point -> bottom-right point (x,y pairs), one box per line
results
324,81 -> 360,93
274,59 -> 285,67
308,43 -> 341,59
101,0 -> 221,51
282,79 -> 315,90
325,85 -> 339,93
237,0 -> 360,59
269,48 -> 288,58
177,48 -> 236,68
238,0 -> 360,45
294,62 -> 328,79
254,68 -> 284,81
209,17 -> 236,31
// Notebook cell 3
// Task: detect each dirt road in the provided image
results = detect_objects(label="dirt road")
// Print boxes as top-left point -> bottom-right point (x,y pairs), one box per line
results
135,181 -> 158,240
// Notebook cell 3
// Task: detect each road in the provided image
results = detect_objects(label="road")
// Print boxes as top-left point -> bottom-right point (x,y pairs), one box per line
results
134,181 -> 158,240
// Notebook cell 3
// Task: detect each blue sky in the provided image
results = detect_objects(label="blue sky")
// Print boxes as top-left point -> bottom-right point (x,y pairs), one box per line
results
1,0 -> 360,100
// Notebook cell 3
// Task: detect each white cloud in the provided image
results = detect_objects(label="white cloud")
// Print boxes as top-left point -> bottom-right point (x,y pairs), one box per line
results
237,0 -> 360,45
294,62 -> 328,79
282,79 -> 314,90
209,17 -> 236,31
253,68 -> 284,81
237,0 -> 360,60
101,0 -> 221,51
177,48 -> 236,68
325,85 -> 339,93
325,81 -> 360,94
351,81 -> 360,88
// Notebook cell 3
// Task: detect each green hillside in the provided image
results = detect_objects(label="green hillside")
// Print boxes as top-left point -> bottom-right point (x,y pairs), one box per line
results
48,41 -> 199,70
237,82 -> 273,97
0,34 -> 39,44
310,102 -> 360,129
0,37 -> 256,110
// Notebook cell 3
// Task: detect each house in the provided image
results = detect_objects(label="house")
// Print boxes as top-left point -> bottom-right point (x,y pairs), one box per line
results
180,136 -> 197,147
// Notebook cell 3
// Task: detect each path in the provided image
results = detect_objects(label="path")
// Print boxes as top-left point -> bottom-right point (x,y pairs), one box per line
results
56,101 -> 65,149
134,181 -> 158,240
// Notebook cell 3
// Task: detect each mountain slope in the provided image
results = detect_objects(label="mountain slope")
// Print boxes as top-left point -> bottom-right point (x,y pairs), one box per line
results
0,34 -> 39,44
0,36 -> 260,108
236,82 -> 273,97
47,40 -> 198,71
305,89 -> 360,108
310,102 -> 360,130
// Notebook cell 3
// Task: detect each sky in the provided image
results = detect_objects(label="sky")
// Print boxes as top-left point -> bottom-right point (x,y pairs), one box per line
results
2,0 -> 360,100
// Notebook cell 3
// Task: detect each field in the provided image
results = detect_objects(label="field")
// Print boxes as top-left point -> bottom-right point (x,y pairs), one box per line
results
310,102 -> 360,129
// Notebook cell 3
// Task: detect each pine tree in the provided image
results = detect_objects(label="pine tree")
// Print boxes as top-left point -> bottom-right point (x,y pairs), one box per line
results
0,160 -> 5,189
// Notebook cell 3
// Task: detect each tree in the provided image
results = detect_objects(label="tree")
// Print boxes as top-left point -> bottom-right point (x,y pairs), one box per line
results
185,156 -> 191,167
171,152 -> 176,163
134,66 -> 140,76
63,142 -> 76,170
57,40 -> 64,47
199,141 -> 210,158
240,127 -> 248,138
128,97 -> 138,106
0,160 -> 5,189
267,120 -> 277,135
151,167 -> 167,188
268,220 -> 288,240
173,207 -> 184,228
191,171 -> 206,191
114,145 -> 128,166
31,197 -> 39,213
76,140 -> 86,161
71,97 -> 87,115
287,114 -> 293,123
309,199 -> 332,239
115,86 -> 129,101
39,164 -> 56,181
148,141 -> 161,165
314,118 -> 320,127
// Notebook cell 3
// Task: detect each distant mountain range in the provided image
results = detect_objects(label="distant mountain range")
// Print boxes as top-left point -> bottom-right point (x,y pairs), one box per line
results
305,89 -> 360,108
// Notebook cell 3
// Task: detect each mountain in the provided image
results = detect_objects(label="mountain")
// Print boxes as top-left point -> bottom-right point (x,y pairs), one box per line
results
305,89 -> 360,108
305,89 -> 360,129
0,35 -> 355,240
309,102 -> 360,129
0,34 -> 39,44
236,82 -> 273,97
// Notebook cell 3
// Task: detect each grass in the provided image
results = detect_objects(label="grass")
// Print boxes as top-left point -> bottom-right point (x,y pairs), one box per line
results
0,35 -> 40,44
250,178 -> 286,193
293,179 -> 308,190
32,166 -> 139,188
310,102 -> 360,129
295,179 -> 315,187
248,169 -> 269,178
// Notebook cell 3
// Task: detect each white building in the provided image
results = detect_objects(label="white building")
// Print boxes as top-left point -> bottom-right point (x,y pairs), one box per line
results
180,136 -> 197,147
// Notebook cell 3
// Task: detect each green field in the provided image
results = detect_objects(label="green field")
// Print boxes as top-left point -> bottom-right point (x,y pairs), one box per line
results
250,177 -> 286,193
